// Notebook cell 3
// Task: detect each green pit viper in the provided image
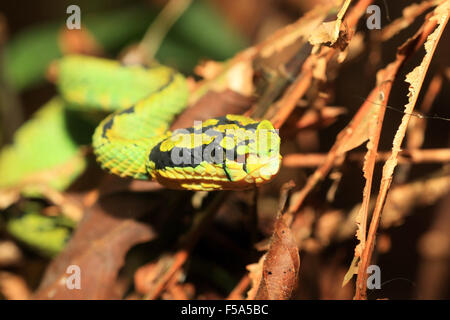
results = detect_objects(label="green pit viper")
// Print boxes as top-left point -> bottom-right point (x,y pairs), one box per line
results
57,55 -> 281,191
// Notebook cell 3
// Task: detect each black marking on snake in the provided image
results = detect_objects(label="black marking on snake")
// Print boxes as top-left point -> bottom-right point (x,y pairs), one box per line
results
101,108 -> 137,138
149,133 -> 255,173
101,108 -> 135,139
118,105 -> 135,115
100,71 -> 175,139
176,116 -> 260,135
155,71 -> 175,93
102,116 -> 115,138
223,162 -> 232,181
221,147 -> 232,181
147,115 -> 266,182
242,154 -> 248,174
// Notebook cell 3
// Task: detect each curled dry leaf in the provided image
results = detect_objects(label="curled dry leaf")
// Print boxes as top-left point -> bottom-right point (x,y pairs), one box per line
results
308,0 -> 351,49
308,20 -> 341,47
253,214 -> 300,300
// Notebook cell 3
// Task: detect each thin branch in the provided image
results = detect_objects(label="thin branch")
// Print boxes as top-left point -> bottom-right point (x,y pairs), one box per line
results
138,0 -> 193,60
283,149 -> 450,168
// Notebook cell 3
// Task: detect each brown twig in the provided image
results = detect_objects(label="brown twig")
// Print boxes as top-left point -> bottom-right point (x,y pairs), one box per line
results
396,73 -> 444,182
226,274 -> 251,300
276,0 -> 375,216
354,4 -> 449,299
283,148 -> 450,167
138,0 -> 193,60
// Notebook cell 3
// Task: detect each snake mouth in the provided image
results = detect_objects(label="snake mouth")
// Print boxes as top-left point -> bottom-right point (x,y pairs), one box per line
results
244,153 -> 282,184
261,154 -> 282,179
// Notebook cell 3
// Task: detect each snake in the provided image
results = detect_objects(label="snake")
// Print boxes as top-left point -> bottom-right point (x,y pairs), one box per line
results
57,55 -> 281,191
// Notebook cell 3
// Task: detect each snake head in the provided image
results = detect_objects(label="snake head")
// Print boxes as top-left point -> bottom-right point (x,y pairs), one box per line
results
147,115 -> 282,191
240,119 -> 282,185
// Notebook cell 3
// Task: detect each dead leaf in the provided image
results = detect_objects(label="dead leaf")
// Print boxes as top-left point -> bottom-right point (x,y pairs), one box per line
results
309,20 -> 341,47
254,215 -> 300,299
33,193 -> 159,299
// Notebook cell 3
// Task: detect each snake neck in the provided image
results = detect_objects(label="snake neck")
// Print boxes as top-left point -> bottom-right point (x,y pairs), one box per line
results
92,72 -> 189,180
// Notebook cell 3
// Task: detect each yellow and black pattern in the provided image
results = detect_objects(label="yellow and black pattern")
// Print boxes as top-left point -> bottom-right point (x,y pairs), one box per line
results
147,115 -> 281,191
58,55 -> 281,191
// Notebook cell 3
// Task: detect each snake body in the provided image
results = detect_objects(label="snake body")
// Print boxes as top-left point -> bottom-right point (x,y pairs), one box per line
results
58,55 -> 281,191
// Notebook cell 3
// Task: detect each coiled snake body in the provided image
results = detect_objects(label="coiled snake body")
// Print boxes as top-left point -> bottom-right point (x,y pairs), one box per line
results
58,55 -> 281,191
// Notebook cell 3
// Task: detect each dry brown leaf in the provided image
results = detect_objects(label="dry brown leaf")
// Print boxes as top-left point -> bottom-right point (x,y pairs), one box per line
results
33,193 -> 159,299
308,0 -> 351,49
254,215 -> 300,299
309,20 -> 341,47
342,2 -> 449,290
